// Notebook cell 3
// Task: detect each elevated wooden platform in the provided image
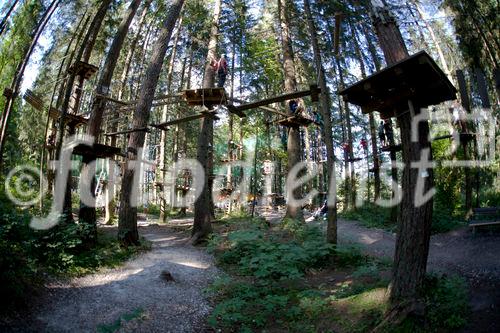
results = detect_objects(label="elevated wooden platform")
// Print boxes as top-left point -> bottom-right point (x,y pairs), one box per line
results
49,108 -> 88,127
182,88 -> 227,107
381,144 -> 402,152
277,116 -> 314,128
68,61 -> 98,79
339,51 -> 457,119
72,143 -> 121,159
346,157 -> 363,163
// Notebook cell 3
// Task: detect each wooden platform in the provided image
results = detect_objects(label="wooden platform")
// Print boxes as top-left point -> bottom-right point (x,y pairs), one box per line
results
277,116 -> 314,127
339,51 -> 457,119
68,61 -> 99,79
72,143 -> 121,159
182,88 -> 227,107
346,157 -> 363,163
49,108 -> 88,126
381,144 -> 402,152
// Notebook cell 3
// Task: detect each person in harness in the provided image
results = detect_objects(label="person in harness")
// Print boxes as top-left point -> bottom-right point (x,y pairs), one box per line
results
212,54 -> 228,88
378,121 -> 386,146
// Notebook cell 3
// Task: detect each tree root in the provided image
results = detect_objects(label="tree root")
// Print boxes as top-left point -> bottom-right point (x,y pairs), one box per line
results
371,299 -> 424,333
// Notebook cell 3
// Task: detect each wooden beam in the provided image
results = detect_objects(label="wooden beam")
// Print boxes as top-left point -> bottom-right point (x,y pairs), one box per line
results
150,111 -> 218,130
104,127 -> 150,136
229,85 -> 321,113
228,97 -> 288,117
95,93 -> 134,106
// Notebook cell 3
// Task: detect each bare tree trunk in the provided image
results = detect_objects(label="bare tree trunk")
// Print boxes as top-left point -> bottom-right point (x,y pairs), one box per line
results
69,0 -> 114,115
192,0 -> 222,244
118,0 -> 185,246
364,22 -> 398,219
0,0 -> 60,166
413,1 -> 452,81
456,69 -> 473,215
302,1 -> 338,239
159,16 -> 183,222
278,0 -> 303,221
78,0 -> 143,244
106,2 -> 151,224
369,1 -> 434,311
0,0 -> 20,36
54,0 -> 113,225
351,20 -> 381,201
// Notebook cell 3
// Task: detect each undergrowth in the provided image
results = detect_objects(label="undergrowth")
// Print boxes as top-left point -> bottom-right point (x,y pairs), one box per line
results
207,216 -> 469,332
341,203 -> 465,234
0,190 -> 150,312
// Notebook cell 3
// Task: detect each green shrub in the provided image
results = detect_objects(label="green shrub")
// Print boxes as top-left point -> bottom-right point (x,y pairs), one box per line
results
422,274 -> 468,330
216,225 -> 334,281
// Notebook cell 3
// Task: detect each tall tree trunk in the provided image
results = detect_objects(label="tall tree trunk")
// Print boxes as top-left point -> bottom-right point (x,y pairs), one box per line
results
106,2 -> 151,224
118,0 -> 185,246
192,0 -> 222,244
278,0 -> 303,221
158,16 -> 182,222
352,20 -> 381,201
364,22 -> 398,220
69,0 -> 114,115
455,69 -> 473,215
0,0 -> 60,166
303,0 -> 337,242
0,0 -> 20,36
369,1 -> 434,311
413,1 -> 452,81
78,0 -> 143,244
53,0 -> 113,224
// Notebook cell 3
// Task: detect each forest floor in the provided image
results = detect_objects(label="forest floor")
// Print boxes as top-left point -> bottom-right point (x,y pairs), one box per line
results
260,208 -> 500,332
5,211 -> 499,332
5,215 -> 218,333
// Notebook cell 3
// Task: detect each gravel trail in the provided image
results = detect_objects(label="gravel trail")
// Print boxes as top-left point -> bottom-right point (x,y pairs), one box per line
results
17,219 -> 218,333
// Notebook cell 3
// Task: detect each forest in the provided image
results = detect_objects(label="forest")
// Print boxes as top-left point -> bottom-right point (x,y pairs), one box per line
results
0,0 -> 499,332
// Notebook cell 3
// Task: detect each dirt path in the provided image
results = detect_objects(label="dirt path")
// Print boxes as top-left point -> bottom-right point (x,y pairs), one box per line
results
336,218 -> 500,332
14,218 -> 218,333
261,209 -> 500,332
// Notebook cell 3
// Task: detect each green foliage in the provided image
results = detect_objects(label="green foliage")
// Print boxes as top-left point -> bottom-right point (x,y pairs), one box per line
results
342,203 -> 465,234
341,204 -> 395,231
395,274 -> 469,333
422,274 -> 469,330
215,224 -> 333,281
0,188 -> 148,310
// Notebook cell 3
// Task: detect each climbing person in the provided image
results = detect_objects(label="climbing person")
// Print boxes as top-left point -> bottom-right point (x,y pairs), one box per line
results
360,138 -> 368,150
378,121 -> 386,146
212,54 -> 228,88
296,98 -> 307,118
313,110 -> 324,127
384,119 -> 394,144
289,99 -> 299,114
